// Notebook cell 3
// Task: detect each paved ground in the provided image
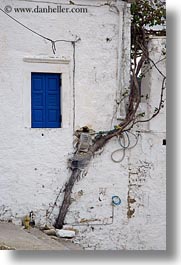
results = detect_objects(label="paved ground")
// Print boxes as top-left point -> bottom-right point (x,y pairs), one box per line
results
0,222 -> 81,250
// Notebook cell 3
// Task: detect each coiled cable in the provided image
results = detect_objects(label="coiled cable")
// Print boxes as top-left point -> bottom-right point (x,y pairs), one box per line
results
111,131 -> 140,163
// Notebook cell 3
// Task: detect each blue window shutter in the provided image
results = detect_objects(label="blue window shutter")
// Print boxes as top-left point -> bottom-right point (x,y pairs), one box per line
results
31,73 -> 61,128
45,74 -> 61,128
31,73 -> 46,128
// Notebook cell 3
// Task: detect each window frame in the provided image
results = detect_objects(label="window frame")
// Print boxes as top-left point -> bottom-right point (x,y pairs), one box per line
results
22,57 -> 72,130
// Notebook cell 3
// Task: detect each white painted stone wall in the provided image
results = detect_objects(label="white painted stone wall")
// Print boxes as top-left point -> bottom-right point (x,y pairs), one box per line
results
0,0 -> 166,250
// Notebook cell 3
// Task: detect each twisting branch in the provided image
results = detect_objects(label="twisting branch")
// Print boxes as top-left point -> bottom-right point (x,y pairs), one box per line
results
54,0 -> 166,229
54,47 -> 166,229
134,76 -> 166,125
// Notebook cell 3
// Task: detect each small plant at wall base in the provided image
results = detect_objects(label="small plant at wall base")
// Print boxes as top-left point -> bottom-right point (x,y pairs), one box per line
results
54,0 -> 166,229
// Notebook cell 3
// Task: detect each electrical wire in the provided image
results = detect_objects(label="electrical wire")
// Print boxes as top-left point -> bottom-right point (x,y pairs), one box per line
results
0,8 -> 80,54
111,131 -> 140,163
118,131 -> 130,149
111,133 -> 126,163
0,7 -> 80,130
0,8 -> 52,41
127,131 -> 140,149
111,146 -> 126,163
46,186 -> 64,220
72,41 -> 76,131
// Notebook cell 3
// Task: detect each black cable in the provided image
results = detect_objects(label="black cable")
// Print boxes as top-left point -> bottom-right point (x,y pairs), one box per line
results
0,7 -> 52,42
0,8 -> 80,54
0,7 -> 80,129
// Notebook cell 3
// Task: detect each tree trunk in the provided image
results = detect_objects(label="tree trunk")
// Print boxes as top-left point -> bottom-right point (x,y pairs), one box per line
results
54,168 -> 81,229
54,135 -> 118,229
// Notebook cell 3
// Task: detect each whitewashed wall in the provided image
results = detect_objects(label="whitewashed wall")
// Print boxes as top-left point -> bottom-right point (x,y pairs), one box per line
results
0,0 -> 166,250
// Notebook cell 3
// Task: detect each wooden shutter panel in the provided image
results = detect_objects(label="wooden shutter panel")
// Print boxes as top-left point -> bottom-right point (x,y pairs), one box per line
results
31,73 -> 46,128
45,74 -> 61,128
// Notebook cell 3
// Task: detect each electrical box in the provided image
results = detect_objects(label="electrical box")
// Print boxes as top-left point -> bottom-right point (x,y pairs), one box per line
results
78,133 -> 91,153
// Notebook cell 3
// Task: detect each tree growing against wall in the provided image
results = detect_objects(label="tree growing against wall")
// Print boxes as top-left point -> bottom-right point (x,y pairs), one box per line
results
54,0 -> 166,229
